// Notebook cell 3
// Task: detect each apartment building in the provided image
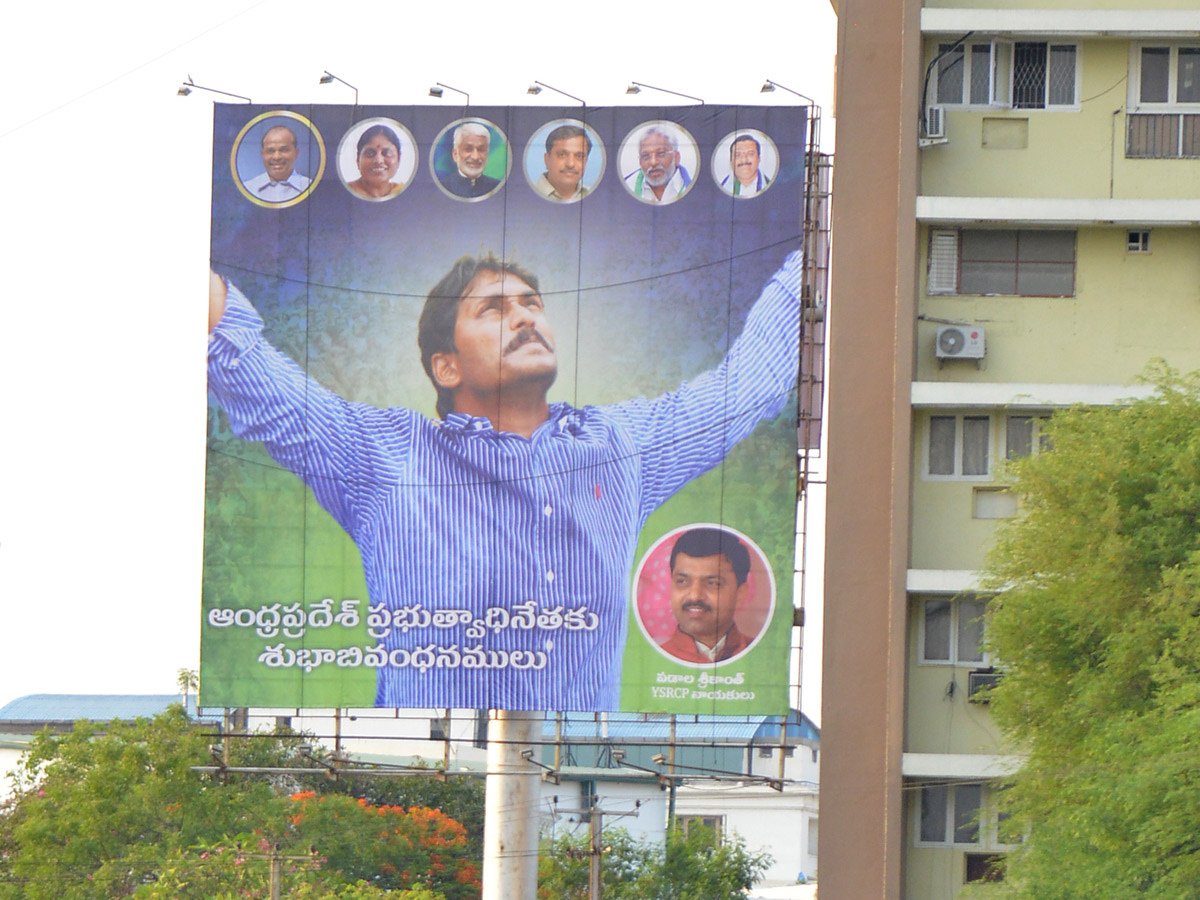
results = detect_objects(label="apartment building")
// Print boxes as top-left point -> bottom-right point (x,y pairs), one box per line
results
823,2 -> 1200,898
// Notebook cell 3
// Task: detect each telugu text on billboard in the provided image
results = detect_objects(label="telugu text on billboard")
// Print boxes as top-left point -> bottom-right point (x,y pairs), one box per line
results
202,104 -> 807,714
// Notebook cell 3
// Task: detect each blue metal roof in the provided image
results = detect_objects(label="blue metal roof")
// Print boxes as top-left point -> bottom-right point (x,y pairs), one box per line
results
0,694 -> 201,723
541,710 -> 819,744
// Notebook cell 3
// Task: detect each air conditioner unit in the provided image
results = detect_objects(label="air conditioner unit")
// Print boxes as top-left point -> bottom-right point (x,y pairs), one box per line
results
936,324 -> 986,360
925,104 -> 946,139
968,668 -> 1001,703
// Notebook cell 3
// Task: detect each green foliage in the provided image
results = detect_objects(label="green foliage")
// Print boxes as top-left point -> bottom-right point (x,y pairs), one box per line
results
135,841 -> 445,900
538,825 -> 770,900
984,369 -> 1200,899
0,708 -> 480,900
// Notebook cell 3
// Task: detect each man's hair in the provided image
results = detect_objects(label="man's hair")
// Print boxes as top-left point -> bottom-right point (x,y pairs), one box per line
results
453,121 -> 491,148
357,124 -> 402,157
545,124 -> 592,156
261,124 -> 298,149
731,134 -> 761,157
639,125 -> 678,153
418,255 -> 542,419
669,527 -> 751,585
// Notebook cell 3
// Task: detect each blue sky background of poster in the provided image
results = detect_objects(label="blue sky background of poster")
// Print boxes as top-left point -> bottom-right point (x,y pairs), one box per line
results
0,0 -> 834,722
204,103 -> 806,712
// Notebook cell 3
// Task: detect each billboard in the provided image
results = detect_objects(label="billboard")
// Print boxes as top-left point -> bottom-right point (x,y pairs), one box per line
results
203,104 -> 807,714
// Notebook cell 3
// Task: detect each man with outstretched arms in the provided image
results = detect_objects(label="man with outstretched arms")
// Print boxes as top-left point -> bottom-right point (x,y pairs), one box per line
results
206,251 -> 803,709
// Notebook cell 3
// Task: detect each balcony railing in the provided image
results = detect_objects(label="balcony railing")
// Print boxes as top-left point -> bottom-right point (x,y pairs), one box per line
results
1127,112 -> 1200,159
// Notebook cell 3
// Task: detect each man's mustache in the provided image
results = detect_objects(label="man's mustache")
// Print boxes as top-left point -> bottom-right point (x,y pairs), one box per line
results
504,327 -> 553,355
682,599 -> 714,613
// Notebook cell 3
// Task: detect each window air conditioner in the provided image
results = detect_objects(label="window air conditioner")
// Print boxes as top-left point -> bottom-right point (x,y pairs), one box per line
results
935,324 -> 986,360
968,668 -> 1001,703
925,104 -> 946,139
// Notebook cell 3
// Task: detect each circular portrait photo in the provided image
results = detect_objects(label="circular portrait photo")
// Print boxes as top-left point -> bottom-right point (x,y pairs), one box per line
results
633,524 -> 775,666
617,121 -> 700,206
231,111 -> 325,208
711,129 -> 780,199
336,118 -> 418,202
430,118 -> 511,202
522,119 -> 605,204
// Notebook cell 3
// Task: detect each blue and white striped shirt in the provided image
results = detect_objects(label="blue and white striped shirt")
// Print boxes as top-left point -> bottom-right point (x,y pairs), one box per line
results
207,252 -> 803,710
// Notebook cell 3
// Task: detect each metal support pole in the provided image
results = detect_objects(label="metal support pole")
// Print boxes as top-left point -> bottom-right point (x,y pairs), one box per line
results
589,799 -> 603,900
667,715 -> 677,829
482,710 -> 541,900
269,846 -> 282,900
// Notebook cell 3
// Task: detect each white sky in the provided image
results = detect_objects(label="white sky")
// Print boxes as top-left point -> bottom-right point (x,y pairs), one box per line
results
0,0 -> 837,722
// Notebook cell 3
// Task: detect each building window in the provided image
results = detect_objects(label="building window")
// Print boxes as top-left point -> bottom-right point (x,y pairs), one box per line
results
1127,230 -> 1152,253
921,596 -> 987,665
1128,46 -> 1200,157
930,40 -> 1077,109
965,852 -> 1006,883
928,229 -> 1076,297
429,714 -> 450,741
919,782 -> 983,845
1134,45 -> 1200,106
918,783 -> 1014,850
936,42 -> 995,106
678,815 -> 725,842
1013,42 -> 1077,108
1005,415 -> 1050,459
928,414 -> 991,478
807,817 -> 819,857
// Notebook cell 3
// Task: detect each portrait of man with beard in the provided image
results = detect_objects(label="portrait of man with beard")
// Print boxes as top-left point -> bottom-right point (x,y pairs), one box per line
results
622,123 -> 696,205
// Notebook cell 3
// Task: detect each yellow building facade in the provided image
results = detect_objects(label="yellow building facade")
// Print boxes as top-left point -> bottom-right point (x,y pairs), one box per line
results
823,2 -> 1200,898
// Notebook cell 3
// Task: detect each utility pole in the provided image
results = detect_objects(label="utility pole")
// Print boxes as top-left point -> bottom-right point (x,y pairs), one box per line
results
554,794 -> 633,900
589,801 -> 603,900
482,710 -> 541,900
236,843 -> 315,900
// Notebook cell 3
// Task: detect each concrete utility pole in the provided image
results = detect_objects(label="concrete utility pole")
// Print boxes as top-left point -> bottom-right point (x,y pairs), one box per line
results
237,844 -> 314,900
482,710 -> 541,900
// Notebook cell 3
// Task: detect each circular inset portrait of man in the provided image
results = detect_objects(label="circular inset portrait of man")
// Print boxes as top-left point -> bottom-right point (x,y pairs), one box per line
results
522,119 -> 605,204
617,121 -> 700,206
430,118 -> 511,202
633,524 -> 775,666
336,118 -> 418,202
711,129 -> 780,199
231,111 -> 325,208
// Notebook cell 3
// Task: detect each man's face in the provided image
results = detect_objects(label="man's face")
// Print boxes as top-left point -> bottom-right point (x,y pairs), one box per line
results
638,132 -> 679,188
453,131 -> 491,179
439,270 -> 557,401
261,127 -> 299,182
731,139 -> 761,186
544,136 -> 589,197
670,552 -> 746,646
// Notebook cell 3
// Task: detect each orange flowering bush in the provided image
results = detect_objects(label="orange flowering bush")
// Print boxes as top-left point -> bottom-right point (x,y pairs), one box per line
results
286,793 -> 480,900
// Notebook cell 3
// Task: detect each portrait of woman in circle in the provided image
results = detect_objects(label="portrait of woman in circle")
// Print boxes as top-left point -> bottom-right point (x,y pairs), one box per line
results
338,119 -> 417,202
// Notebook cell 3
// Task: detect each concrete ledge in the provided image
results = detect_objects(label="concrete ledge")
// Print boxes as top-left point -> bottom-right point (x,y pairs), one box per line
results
922,8 -> 1200,38
902,752 -> 1024,780
907,569 -> 984,594
912,381 -> 1155,408
917,196 -> 1200,227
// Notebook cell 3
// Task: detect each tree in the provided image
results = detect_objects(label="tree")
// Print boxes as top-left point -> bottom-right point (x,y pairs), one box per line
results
0,708 -> 481,900
983,370 -> 1200,899
538,825 -> 770,900
176,669 -> 199,707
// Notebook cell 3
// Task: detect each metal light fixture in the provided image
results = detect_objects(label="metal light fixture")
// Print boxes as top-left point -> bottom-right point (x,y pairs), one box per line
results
429,82 -> 469,105
176,75 -> 251,103
761,79 -> 816,105
319,70 -> 358,105
626,81 -> 703,104
528,80 -> 585,105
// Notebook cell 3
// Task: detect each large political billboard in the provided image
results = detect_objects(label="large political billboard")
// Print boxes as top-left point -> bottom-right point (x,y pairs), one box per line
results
202,104 -> 807,714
